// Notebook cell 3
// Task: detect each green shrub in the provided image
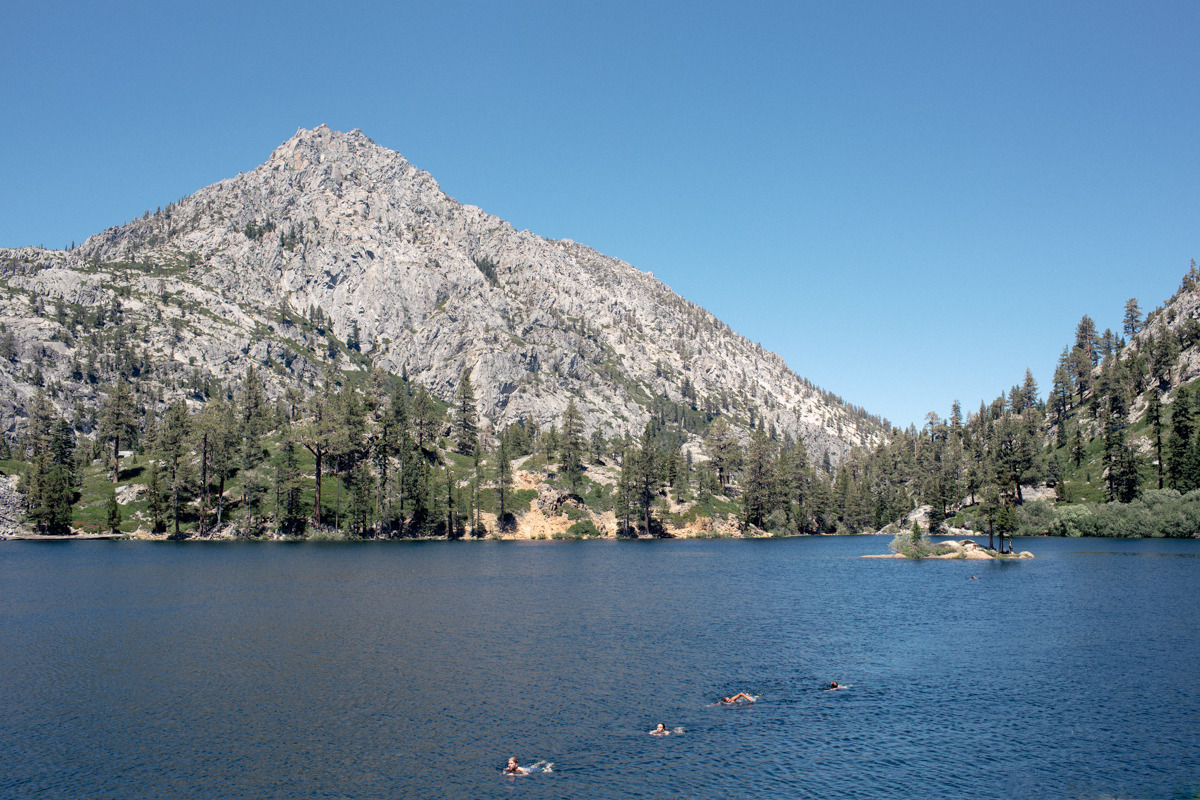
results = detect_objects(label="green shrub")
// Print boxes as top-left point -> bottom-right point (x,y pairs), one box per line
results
1016,499 -> 1057,536
1051,503 -> 1095,537
567,519 -> 601,538
765,509 -> 794,536
888,522 -> 937,558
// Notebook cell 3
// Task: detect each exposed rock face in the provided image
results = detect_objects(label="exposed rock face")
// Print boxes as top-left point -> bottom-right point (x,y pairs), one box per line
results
0,125 -> 883,456
0,474 -> 31,537
1126,270 -> 1200,389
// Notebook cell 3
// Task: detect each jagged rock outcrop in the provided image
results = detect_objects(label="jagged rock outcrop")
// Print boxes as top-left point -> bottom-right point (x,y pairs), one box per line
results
0,125 -> 884,456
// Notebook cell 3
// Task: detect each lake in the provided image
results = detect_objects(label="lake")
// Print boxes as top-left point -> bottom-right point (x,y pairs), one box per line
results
2,536 -> 1198,799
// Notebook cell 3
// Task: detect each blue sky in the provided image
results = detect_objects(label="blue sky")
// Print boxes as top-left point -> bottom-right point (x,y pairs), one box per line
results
3,1 -> 1198,428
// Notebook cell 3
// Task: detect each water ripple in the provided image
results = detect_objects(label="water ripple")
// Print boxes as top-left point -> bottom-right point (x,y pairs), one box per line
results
1,537 -> 1198,799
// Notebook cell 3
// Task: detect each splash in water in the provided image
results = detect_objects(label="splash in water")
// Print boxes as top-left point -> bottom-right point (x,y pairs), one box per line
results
504,760 -> 553,776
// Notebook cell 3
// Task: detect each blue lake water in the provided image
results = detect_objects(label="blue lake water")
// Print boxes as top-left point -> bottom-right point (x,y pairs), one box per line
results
1,536 -> 1198,800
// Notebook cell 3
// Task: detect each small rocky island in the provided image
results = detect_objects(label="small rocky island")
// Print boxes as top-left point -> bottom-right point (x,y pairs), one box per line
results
863,539 -> 1034,559
864,524 -> 1034,560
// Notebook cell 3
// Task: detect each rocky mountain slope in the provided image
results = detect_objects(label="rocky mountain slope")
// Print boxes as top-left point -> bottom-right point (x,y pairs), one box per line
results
0,125 -> 882,456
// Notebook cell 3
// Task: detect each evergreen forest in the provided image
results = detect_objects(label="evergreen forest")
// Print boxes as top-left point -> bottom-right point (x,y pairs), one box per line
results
8,262 -> 1200,542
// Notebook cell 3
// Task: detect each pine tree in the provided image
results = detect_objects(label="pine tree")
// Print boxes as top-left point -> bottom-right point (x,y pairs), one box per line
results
194,398 -> 237,534
0,330 -> 16,362
346,460 -> 374,536
541,423 -> 559,464
949,400 -> 963,435
237,365 -> 268,470
454,369 -> 478,456
672,448 -> 690,502
780,438 -> 812,532
373,389 -> 401,529
99,378 -> 137,483
1021,369 -> 1039,410
411,384 -> 442,455
1123,298 -> 1143,338
560,399 -> 585,494
1075,315 -> 1099,366
1051,347 -> 1074,425
590,428 -> 606,464
158,401 -> 193,538
273,439 -> 305,536
703,417 -> 741,493
332,385 -> 368,526
496,435 -> 513,531
1168,385 -> 1200,493
633,424 -> 660,535
615,439 -> 636,536
1070,346 -> 1093,403
1149,328 -> 1180,391
105,488 -> 122,534
444,463 -> 458,539
391,394 -> 418,526
48,417 -> 76,489
23,397 -> 77,534
147,461 -> 165,533
471,445 -> 484,537
295,382 -> 338,527
992,413 -> 1036,502
1103,414 -> 1141,503
741,427 -> 775,530
1147,389 -> 1164,489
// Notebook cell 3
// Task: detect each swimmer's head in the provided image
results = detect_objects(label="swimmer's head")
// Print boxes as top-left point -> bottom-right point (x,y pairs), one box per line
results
830,681 -> 838,688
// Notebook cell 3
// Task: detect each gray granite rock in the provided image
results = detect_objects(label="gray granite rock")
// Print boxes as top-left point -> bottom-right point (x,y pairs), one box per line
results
0,126 -> 885,458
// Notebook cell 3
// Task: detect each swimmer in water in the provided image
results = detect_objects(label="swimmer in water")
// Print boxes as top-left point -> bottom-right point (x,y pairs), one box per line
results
969,575 -> 979,580
828,681 -> 848,690
721,692 -> 756,704
650,723 -> 670,736
503,758 -> 552,775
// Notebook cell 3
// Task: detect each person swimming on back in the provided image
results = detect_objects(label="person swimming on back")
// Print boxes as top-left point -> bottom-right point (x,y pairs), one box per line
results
721,692 -> 756,704
649,723 -> 670,736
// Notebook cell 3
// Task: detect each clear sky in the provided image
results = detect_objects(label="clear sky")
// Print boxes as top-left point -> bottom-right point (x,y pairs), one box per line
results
3,1 -> 1197,429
